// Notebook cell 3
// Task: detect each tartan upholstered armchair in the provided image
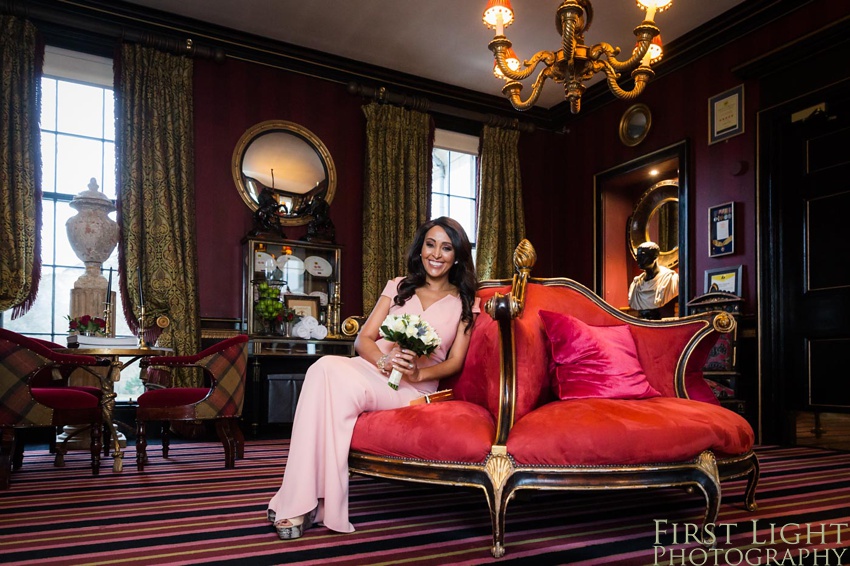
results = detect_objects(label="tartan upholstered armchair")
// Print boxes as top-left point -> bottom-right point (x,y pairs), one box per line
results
136,335 -> 248,470
0,328 -> 108,489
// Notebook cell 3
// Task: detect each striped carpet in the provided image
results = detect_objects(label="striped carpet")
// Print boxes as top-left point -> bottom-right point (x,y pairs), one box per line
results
1,441 -> 848,565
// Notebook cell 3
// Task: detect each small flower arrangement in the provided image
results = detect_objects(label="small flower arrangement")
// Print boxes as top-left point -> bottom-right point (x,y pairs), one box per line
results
276,307 -> 298,324
66,314 -> 107,336
379,314 -> 441,390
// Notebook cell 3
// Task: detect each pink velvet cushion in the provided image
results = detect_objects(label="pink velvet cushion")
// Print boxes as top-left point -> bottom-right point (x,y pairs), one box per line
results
31,388 -> 100,410
540,310 -> 660,400
351,401 -> 496,463
137,388 -> 209,408
506,397 -> 754,466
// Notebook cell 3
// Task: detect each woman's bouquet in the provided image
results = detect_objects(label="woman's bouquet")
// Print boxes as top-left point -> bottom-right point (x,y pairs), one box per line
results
379,314 -> 441,390
66,314 -> 107,336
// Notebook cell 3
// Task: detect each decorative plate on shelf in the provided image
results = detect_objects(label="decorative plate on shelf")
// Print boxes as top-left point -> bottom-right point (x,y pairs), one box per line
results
281,255 -> 305,274
275,253 -> 294,271
254,251 -> 273,272
305,256 -> 333,277
309,291 -> 329,306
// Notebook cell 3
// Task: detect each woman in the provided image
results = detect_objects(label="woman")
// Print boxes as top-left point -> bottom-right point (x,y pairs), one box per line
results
267,216 -> 479,539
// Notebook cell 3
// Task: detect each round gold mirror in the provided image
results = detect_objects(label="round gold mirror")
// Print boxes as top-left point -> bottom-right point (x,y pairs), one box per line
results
232,120 -> 337,226
627,179 -> 679,269
619,103 -> 652,147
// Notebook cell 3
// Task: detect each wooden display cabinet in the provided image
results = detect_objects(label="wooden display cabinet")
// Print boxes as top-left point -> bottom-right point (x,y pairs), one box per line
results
241,237 -> 354,432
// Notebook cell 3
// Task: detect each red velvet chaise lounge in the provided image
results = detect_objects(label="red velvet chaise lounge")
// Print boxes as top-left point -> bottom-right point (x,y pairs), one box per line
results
347,240 -> 758,558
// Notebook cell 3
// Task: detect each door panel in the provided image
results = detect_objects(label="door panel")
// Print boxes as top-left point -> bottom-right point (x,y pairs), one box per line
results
786,104 -> 850,413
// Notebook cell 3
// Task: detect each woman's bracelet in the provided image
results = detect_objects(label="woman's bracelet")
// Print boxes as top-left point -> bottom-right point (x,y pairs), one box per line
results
376,353 -> 389,373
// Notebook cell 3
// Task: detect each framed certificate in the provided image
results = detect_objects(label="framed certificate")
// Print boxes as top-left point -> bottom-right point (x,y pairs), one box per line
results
704,265 -> 743,296
708,84 -> 744,145
708,202 -> 735,257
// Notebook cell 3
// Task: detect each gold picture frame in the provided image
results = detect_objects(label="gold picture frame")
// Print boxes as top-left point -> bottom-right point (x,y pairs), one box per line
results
708,201 -> 735,257
708,84 -> 744,145
704,265 -> 743,296
285,295 -> 321,319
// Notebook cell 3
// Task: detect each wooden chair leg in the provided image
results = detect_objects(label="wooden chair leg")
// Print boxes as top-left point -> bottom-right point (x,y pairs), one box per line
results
136,420 -> 147,471
90,420 -> 102,476
0,428 -> 14,490
12,430 -> 24,470
103,423 -> 112,456
214,419 -> 237,468
161,422 -> 170,459
233,420 -> 245,460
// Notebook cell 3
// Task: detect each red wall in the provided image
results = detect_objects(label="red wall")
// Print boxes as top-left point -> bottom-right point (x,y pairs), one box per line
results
527,0 -> 849,315
193,58 -> 366,321
192,0 -> 847,322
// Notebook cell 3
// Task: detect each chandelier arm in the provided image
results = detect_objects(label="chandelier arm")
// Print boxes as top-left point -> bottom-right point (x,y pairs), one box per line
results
497,49 -> 557,82
593,41 -> 648,73
502,67 -> 554,111
601,64 -> 654,100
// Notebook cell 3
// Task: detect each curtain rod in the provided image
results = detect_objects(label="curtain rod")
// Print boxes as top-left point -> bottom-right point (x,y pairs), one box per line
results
347,83 -> 536,134
0,0 -> 225,61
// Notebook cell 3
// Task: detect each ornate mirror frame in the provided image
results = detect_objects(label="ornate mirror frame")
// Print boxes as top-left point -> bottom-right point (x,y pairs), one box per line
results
627,178 -> 679,269
619,103 -> 652,147
593,140 -> 690,314
232,120 -> 337,226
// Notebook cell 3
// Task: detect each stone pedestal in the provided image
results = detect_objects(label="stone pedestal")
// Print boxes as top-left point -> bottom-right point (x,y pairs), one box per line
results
62,178 -> 121,451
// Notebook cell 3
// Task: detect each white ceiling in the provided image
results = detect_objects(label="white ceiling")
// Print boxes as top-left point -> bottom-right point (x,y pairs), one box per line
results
124,0 -> 746,109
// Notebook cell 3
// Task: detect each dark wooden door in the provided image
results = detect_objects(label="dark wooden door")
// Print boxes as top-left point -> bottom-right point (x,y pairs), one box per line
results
765,82 -> 850,444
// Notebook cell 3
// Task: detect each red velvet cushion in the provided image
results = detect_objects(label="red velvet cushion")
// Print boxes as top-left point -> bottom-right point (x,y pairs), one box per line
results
67,385 -> 104,398
540,310 -> 660,400
31,388 -> 100,410
506,397 -> 754,466
441,285 -> 506,416
351,401 -> 496,463
137,388 -> 209,408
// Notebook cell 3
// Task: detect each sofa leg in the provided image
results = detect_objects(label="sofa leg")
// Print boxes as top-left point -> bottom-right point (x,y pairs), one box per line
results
694,451 -> 722,545
484,483 -> 507,559
742,453 -> 760,512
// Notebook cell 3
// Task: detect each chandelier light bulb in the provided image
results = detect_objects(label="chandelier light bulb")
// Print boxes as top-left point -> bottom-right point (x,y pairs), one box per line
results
637,0 -> 673,21
493,47 -> 521,79
648,35 -> 663,64
483,0 -> 514,35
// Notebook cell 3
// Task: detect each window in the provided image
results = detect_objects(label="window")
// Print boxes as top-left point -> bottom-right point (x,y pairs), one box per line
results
0,47 -> 142,402
431,130 -> 478,253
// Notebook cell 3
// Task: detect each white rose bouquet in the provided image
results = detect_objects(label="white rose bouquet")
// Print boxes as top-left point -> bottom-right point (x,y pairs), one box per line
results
379,314 -> 441,390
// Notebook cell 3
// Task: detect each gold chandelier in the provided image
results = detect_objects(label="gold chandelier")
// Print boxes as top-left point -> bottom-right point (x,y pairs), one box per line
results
483,0 -> 671,113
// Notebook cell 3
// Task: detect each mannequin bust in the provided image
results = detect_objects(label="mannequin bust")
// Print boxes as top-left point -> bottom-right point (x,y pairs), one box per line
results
628,241 -> 679,319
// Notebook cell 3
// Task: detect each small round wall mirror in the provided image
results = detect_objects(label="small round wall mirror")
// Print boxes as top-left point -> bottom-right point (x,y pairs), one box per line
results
627,179 -> 679,269
619,103 -> 652,147
232,120 -> 337,226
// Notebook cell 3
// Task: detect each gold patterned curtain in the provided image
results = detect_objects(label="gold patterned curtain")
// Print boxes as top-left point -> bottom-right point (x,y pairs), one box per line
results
476,125 -> 525,280
361,102 -> 431,311
0,16 -> 41,317
116,43 -> 200,386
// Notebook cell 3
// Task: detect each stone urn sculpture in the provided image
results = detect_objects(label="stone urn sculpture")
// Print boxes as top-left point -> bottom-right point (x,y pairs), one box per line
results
66,178 -> 119,293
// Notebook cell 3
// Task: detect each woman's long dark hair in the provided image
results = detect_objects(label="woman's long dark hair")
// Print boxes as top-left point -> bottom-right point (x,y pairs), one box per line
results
394,217 -> 478,333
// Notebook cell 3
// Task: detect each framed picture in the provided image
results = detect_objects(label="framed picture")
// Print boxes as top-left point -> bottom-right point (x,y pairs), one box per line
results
708,202 -> 735,257
708,84 -> 744,145
704,265 -> 743,296
285,295 -> 321,319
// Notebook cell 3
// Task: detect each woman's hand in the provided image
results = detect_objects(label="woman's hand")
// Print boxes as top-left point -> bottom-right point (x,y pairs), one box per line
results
391,348 -> 423,383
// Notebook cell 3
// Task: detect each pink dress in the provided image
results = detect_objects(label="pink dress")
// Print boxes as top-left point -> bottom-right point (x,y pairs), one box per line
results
267,278 -> 469,533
